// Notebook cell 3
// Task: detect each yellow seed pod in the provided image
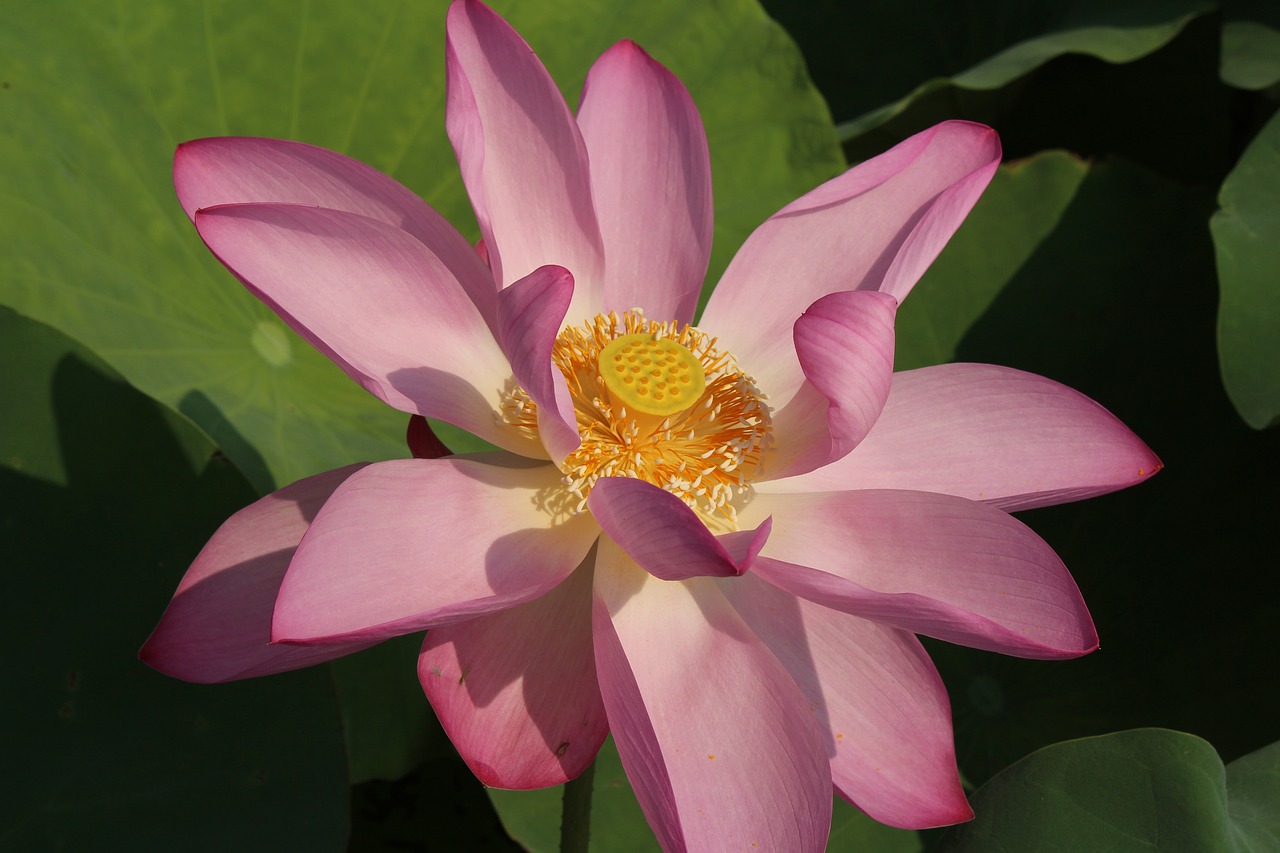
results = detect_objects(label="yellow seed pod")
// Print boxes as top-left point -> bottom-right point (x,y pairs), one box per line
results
597,333 -> 706,416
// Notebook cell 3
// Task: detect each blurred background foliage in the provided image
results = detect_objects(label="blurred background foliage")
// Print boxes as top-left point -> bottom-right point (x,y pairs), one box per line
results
1,0 -> 1276,850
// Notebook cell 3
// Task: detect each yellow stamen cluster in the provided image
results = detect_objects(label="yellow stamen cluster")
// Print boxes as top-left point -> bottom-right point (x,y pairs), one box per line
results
500,310 -> 772,525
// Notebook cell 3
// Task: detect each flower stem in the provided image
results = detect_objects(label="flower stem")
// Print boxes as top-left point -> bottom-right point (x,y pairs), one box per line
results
559,760 -> 596,853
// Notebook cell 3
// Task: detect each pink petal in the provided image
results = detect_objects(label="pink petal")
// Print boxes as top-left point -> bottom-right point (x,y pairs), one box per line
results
495,265 -> 581,461
766,363 -> 1163,510
193,203 -> 538,457
586,477 -> 771,580
701,121 -> 1000,401
272,457 -> 599,643
140,465 -> 376,683
724,575 -> 971,829
445,0 -> 605,322
577,40 -> 713,326
743,490 -> 1097,659
419,555 -> 607,789
174,136 -> 495,323
768,290 -> 898,479
592,539 -> 831,852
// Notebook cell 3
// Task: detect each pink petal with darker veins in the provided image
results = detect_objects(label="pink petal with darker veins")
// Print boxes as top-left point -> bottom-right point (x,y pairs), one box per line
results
495,265 -> 581,461
174,136 -> 496,323
767,363 -> 1162,510
587,477 -> 770,580
702,121 -> 1000,401
578,39 -> 713,326
723,574 -> 972,829
446,0 -> 604,322
768,290 -> 897,479
592,538 -> 831,852
420,554 -> 607,789
193,202 -> 534,457
745,489 -> 1098,659
140,465 -> 375,683
272,457 -> 599,644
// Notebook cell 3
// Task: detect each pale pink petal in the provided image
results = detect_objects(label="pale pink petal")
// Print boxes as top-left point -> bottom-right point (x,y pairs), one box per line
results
592,539 -> 831,851
419,555 -> 607,789
577,40 -> 713,325
723,575 -> 971,829
765,364 -> 1163,510
742,490 -> 1097,659
495,265 -> 581,461
140,465 -> 376,682
702,121 -> 1000,401
445,0 -> 604,322
194,203 -> 539,457
174,137 -> 496,323
768,290 -> 897,479
586,477 -> 770,580
272,457 -> 599,643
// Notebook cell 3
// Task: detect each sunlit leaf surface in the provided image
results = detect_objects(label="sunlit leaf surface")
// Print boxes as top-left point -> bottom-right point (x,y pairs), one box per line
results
0,0 -> 841,492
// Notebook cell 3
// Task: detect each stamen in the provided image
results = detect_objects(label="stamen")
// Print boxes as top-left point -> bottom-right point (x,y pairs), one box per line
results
498,310 -> 772,525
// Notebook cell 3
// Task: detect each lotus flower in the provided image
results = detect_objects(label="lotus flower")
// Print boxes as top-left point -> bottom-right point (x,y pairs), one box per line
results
141,1 -> 1160,849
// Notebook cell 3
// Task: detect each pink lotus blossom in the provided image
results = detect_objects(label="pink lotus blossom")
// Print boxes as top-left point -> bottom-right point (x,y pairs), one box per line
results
141,1 -> 1160,848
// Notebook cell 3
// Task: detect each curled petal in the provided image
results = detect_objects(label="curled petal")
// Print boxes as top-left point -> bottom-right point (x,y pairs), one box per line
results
578,40 -> 713,325
766,364 -> 1162,509
420,554 -> 607,789
140,465 -> 375,683
768,290 -> 897,479
446,0 -> 604,321
193,203 -> 536,457
744,490 -> 1097,659
495,265 -> 581,461
724,575 -> 971,829
173,136 -> 496,323
406,416 -> 453,459
702,121 -> 1000,401
592,539 -> 831,852
587,477 -> 770,580
272,457 -> 599,644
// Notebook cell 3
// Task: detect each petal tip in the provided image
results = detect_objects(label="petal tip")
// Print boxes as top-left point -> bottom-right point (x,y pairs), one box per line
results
602,37 -> 655,66
939,119 -> 1003,160
136,636 -> 169,676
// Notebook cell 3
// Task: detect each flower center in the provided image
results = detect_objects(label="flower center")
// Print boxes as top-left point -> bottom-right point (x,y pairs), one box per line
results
597,333 -> 706,416
500,310 -> 772,525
